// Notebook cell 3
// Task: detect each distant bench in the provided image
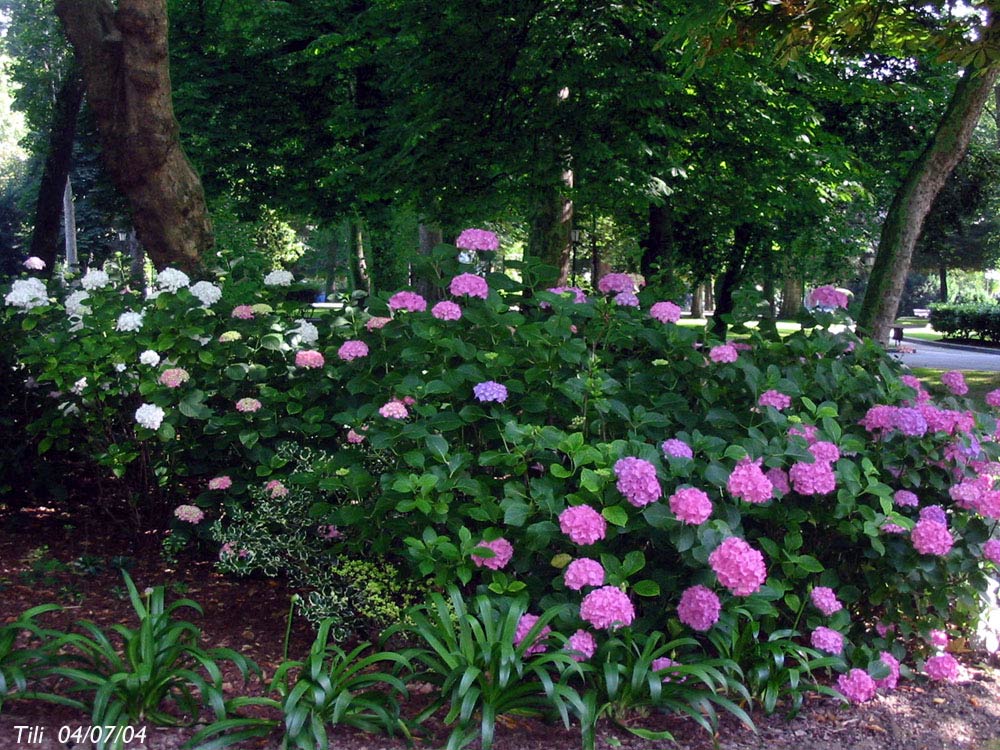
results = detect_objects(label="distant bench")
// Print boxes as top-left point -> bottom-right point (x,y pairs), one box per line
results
913,308 -> 931,319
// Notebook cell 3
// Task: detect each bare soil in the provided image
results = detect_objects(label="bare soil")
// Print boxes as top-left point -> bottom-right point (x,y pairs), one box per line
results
1,497 -> 999,750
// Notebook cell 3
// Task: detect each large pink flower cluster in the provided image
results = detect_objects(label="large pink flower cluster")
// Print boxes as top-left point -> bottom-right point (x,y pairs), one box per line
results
708,344 -> 738,363
565,629 -> 596,661
677,585 -> 721,631
925,653 -> 960,682
983,539 -> 1000,565
579,586 -> 635,630
950,477 -> 990,511
450,273 -> 489,299
558,505 -> 606,545
806,285 -> 849,309
810,586 -> 843,616
810,626 -> 844,655
337,340 -> 369,361
545,286 -> 588,304
431,301 -> 462,321
651,656 -> 681,683
174,504 -> 205,524
265,480 -> 288,498
236,397 -> 262,413
366,316 -> 391,330
669,487 -> 713,525
471,537 -> 514,570
388,291 -> 427,312
613,291 -> 639,307
809,441 -> 840,463
597,273 -> 635,294
613,457 -> 662,507
911,519 -> 953,556
894,489 -> 919,507
837,669 -> 876,703
208,475 -> 232,491
231,305 -> 255,320
941,370 -> 968,396
861,405 -> 928,437
295,350 -> 325,369
876,652 -> 900,691
758,390 -> 791,410
766,467 -> 790,496
788,459 -> 836,495
727,458 -> 773,504
455,228 -> 499,251
564,558 -> 605,590
514,613 -> 550,655
649,301 -> 681,323
159,368 -> 190,388
708,537 -> 767,596
661,438 -> 693,459
379,399 -> 408,419
987,389 -> 1000,408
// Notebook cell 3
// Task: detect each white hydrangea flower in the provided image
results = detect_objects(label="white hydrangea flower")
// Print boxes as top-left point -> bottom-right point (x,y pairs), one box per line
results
289,318 -> 319,346
189,280 -> 222,307
71,377 -> 88,395
23,256 -> 45,270
156,267 -> 190,293
264,269 -> 294,287
114,363 -> 127,373
58,402 -> 80,416
64,290 -> 91,318
5,278 -> 48,309
139,350 -> 161,366
135,403 -> 165,430
116,311 -> 144,332
80,269 -> 111,291
145,289 -> 161,301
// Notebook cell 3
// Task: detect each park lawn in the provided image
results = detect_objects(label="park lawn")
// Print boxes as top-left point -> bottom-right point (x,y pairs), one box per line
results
908,367 -> 1000,410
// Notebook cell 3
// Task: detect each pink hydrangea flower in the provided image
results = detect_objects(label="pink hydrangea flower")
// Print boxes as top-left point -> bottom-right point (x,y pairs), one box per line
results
919,505 -> 947,525
295,350 -> 325,369
544,286 -> 588,305
651,656 -> 681,682
810,586 -> 843,616
806,285 -> 849,310
558,505 -> 607,545
669,487 -> 713,525
564,558 -> 605,590
661,438 -> 693,459
925,653 -> 960,682
597,273 -> 635,294
788,423 -> 818,443
709,537 -> 767,596
984,539 -> 1000,565
758,390 -> 791,410
894,407 -> 928,437
613,291 -> 639,307
388,291 -> 427,312
900,374 -> 931,403
265,480 -> 288,498
346,428 -> 366,444
231,305 -> 255,319
471,537 -> 514,570
318,524 -> 341,540
366,316 -> 391,330
565,629 -> 597,661
431,300 -> 463,320
450,273 -> 489,299
208,476 -> 232,491
860,405 -> 897,433
894,489 -> 919,507
159,368 -> 190,388
613,457 -> 661,507
455,228 -> 499,251
766,467 -> 790,497
727,458 -> 773,504
875,621 -> 895,638
709,344 -> 738,363
236,397 -> 262,413
580,586 -> 635,630
911,519 -> 953,556
837,669 -> 876,703
882,523 -> 907,535
809,442 -> 840,463
928,629 -> 948,649
514,613 -> 550,656
677,585 -> 721,631
876,652 -> 900,691
174,504 -> 204,524
23,256 -> 45,270
789,460 -> 836,495
941,370 -> 968,396
473,381 -> 508,403
337,340 -> 369,361
379,400 -> 408,419
986,389 -> 1000,408
650,301 -> 682,323
811,626 -> 845,655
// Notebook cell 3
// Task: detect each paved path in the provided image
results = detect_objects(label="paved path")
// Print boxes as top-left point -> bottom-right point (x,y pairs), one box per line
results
891,338 -> 1000,372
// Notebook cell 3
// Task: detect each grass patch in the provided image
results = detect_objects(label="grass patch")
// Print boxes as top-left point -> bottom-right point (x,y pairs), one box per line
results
906,367 -> 1000,410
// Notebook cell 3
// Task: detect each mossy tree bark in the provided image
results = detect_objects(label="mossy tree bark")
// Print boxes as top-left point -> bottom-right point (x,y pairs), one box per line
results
54,0 -> 213,272
858,16 -> 1000,342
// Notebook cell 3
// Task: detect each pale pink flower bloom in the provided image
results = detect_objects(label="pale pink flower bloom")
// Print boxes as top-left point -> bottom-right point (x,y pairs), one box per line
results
208,476 -> 232,491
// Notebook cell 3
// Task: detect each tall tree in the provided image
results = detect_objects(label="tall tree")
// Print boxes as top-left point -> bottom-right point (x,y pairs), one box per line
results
53,0 -> 212,271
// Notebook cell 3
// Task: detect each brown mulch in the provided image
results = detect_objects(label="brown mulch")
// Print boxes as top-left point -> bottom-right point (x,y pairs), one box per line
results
1,497 -> 999,750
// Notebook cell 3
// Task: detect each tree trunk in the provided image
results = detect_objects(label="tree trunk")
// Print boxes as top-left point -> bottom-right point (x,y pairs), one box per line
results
690,283 -> 704,318
711,223 -> 754,338
703,278 -> 715,313
414,222 -> 442,299
857,15 -> 1000,342
62,177 -> 78,270
27,68 -> 84,275
939,265 -> 948,303
779,275 -> 803,318
55,0 -> 213,272
128,230 -> 145,286
640,204 -> 669,281
527,183 -> 573,287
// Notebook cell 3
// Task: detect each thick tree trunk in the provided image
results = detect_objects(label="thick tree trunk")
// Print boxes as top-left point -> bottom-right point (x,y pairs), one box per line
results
690,283 -> 704,318
28,68 -> 84,275
703,279 -> 715,313
939,265 -> 948,303
414,222 -> 442,299
54,0 -> 213,272
640,204 -> 669,280
858,17 -> 1000,342
62,178 -> 78,270
779,275 -> 803,318
527,183 -> 573,287
711,223 -> 755,338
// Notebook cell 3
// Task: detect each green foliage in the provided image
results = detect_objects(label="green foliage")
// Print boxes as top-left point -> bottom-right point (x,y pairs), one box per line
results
929,302 -> 1000,341
0,603 -> 63,710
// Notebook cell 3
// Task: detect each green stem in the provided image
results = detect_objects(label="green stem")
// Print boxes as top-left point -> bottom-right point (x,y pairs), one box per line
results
283,595 -> 298,661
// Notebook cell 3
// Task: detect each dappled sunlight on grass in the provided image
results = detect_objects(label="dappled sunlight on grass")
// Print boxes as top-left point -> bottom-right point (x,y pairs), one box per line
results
908,367 -> 1000,409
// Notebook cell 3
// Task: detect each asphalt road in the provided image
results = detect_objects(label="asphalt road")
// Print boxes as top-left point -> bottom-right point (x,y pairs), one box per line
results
892,338 -> 1000,372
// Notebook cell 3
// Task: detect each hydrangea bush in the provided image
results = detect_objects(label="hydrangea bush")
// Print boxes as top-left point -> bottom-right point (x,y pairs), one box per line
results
4,243 -> 1000,707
